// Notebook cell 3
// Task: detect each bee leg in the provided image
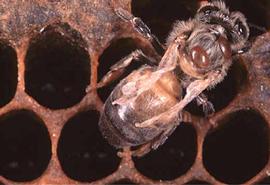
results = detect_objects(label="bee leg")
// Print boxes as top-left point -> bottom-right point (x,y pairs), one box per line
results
96,49 -> 157,89
115,8 -> 165,55
151,125 -> 178,150
132,124 -> 178,157
196,93 -> 215,116
131,143 -> 152,157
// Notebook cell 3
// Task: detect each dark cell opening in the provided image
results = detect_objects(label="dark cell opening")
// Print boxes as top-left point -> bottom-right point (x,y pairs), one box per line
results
133,123 -> 197,180
225,0 -> 270,37
203,110 -> 269,184
110,179 -> 136,184
0,110 -> 51,182
57,110 -> 120,182
0,41 -> 17,107
97,38 -> 144,102
185,180 -> 210,184
132,0 -> 195,43
186,60 -> 247,117
25,23 -> 90,109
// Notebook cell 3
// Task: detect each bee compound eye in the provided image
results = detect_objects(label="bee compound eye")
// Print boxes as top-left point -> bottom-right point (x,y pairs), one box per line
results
199,5 -> 219,15
235,19 -> 248,39
218,36 -> 232,59
190,46 -> 210,68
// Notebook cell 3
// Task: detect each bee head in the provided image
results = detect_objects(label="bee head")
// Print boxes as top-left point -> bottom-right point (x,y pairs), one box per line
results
180,24 -> 232,78
196,0 -> 249,52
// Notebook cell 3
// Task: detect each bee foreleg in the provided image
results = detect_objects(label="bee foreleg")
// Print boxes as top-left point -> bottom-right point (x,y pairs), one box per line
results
115,8 -> 165,55
96,49 -> 157,89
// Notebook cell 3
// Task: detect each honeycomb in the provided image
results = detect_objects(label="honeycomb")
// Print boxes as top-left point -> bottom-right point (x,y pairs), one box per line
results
0,0 -> 270,184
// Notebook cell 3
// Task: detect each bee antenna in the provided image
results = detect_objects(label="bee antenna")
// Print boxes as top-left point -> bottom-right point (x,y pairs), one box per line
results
248,23 -> 267,33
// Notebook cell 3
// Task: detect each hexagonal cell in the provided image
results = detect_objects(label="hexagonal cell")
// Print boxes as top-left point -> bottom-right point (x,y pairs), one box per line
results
203,110 -> 269,184
25,23 -> 90,109
97,38 -> 145,102
0,110 -> 51,182
57,110 -> 120,182
131,0 -> 194,43
0,41 -> 17,108
133,123 -> 197,180
185,60 -> 248,117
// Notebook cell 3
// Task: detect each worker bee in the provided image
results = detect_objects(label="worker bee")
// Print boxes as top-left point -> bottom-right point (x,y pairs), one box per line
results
98,0 -> 249,156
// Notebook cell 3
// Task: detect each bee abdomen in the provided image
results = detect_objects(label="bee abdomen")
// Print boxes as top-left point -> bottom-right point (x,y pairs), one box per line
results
99,94 -> 153,148
99,67 -> 181,148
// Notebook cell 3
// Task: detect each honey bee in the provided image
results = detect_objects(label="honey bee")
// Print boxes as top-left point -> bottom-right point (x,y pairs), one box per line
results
98,0 -> 249,156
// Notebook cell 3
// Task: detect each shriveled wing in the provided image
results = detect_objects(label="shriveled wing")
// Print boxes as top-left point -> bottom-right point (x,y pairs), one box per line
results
112,41 -> 181,107
135,70 -> 225,128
